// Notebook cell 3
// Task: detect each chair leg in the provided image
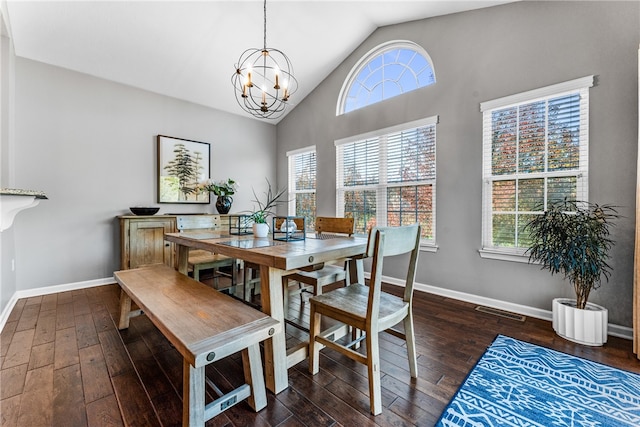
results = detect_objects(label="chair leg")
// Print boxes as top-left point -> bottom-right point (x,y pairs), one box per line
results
230,262 -> 237,294
282,276 -> 289,315
366,330 -> 382,415
403,313 -> 418,378
243,262 -> 251,301
308,304 -> 321,375
194,266 -> 200,282
298,282 -> 304,304
212,268 -> 219,288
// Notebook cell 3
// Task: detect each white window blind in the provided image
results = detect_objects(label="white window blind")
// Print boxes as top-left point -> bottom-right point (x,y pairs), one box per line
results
287,146 -> 316,230
481,76 -> 593,257
336,116 -> 438,244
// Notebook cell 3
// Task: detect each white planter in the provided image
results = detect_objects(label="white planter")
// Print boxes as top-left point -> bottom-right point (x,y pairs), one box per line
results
253,223 -> 269,238
552,298 -> 608,346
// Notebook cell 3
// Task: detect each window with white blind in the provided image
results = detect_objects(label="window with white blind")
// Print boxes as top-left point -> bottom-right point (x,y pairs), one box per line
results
480,76 -> 593,260
287,146 -> 317,230
336,116 -> 437,246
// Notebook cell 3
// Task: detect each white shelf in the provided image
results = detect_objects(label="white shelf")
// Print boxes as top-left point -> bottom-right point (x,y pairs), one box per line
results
0,189 -> 48,232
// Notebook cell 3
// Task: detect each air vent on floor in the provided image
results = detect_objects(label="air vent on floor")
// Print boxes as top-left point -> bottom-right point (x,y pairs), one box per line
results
475,306 -> 526,322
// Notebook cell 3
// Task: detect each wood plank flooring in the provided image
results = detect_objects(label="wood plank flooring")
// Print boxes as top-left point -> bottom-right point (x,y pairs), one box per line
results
1,275 -> 639,427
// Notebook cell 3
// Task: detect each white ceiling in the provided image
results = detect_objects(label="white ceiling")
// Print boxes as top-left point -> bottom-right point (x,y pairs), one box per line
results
5,1 -> 514,123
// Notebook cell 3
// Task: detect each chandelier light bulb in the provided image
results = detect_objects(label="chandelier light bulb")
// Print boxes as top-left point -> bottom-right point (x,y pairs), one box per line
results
274,66 -> 280,89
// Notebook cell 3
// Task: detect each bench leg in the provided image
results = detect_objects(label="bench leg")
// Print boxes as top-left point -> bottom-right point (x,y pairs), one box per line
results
242,343 -> 267,411
118,289 -> 132,330
183,360 -> 205,427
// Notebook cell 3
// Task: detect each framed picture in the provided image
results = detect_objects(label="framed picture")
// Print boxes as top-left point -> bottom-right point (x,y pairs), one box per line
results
157,135 -> 210,204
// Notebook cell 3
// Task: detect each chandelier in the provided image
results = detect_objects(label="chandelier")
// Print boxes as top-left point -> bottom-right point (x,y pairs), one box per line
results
231,0 -> 298,119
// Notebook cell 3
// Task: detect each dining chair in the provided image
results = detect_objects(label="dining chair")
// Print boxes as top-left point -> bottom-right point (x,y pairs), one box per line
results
282,216 -> 355,311
175,215 -> 237,289
308,224 -> 421,415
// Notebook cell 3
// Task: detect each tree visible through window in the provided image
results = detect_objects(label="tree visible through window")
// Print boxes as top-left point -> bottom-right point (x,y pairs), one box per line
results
336,117 -> 437,244
337,41 -> 435,115
481,76 -> 593,256
287,147 -> 316,230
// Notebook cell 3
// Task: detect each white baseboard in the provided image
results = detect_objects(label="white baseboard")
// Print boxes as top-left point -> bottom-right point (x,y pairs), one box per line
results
1,274 -> 634,342
0,276 -> 115,331
375,273 -> 634,341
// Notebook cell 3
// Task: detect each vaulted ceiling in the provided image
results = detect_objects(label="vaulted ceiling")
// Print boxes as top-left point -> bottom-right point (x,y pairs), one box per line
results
5,1 -> 515,122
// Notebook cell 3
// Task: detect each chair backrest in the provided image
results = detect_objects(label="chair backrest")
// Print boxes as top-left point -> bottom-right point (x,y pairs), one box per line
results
315,217 -> 354,236
366,224 -> 421,321
175,215 -> 221,232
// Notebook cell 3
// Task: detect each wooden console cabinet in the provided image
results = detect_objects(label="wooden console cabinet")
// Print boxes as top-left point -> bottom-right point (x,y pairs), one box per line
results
118,214 -> 231,270
119,215 -> 176,269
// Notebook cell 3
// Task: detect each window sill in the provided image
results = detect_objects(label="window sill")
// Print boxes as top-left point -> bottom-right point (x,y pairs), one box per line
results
478,248 -> 531,264
420,243 -> 438,253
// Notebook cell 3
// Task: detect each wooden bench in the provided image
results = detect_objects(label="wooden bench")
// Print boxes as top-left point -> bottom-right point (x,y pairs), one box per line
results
114,264 -> 280,426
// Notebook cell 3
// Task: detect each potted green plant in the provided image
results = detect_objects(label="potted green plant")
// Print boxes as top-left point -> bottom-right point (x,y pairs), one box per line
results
524,199 -> 619,346
248,178 -> 287,238
198,178 -> 237,214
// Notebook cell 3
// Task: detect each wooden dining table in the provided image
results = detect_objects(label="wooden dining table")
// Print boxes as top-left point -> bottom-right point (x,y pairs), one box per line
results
164,231 -> 368,394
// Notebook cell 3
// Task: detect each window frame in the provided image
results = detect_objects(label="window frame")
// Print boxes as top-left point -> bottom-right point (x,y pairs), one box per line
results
335,116 -> 439,251
479,76 -> 594,262
287,145 -> 317,230
336,40 -> 436,116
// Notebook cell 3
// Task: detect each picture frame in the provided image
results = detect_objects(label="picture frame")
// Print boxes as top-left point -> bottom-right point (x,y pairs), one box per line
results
157,135 -> 211,204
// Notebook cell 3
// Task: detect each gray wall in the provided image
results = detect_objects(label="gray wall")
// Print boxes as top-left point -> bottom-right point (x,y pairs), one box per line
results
9,58 -> 277,294
277,1 -> 639,326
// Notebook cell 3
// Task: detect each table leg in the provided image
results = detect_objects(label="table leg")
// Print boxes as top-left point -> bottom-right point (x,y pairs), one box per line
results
183,360 -> 205,427
176,244 -> 189,275
259,266 -> 288,394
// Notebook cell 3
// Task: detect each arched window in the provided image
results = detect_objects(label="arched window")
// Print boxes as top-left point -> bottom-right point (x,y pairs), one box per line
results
337,40 -> 435,115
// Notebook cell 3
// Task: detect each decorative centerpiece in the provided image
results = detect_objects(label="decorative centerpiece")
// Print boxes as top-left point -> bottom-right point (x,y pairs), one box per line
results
524,199 -> 619,346
248,179 -> 287,238
198,178 -> 237,214
272,216 -> 305,241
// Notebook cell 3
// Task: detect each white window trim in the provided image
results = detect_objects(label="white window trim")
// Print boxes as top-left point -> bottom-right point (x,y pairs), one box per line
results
335,116 -> 438,249
480,75 -> 594,112
480,76 -> 593,260
286,145 -> 316,217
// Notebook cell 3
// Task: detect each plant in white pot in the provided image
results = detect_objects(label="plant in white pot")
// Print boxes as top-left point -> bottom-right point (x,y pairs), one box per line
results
249,179 -> 287,238
524,199 -> 619,346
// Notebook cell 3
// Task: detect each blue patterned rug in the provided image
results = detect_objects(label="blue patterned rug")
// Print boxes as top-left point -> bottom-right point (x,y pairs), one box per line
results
436,335 -> 640,426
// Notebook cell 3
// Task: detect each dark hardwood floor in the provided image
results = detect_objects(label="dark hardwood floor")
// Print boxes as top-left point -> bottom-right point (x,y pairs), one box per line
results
1,272 -> 639,427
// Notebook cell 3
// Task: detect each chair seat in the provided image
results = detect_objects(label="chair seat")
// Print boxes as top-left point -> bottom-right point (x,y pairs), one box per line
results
310,283 -> 409,329
188,250 -> 234,267
288,263 -> 346,284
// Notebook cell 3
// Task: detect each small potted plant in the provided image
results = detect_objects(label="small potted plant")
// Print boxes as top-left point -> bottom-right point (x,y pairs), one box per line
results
249,178 -> 287,237
198,178 -> 237,214
524,199 -> 619,346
